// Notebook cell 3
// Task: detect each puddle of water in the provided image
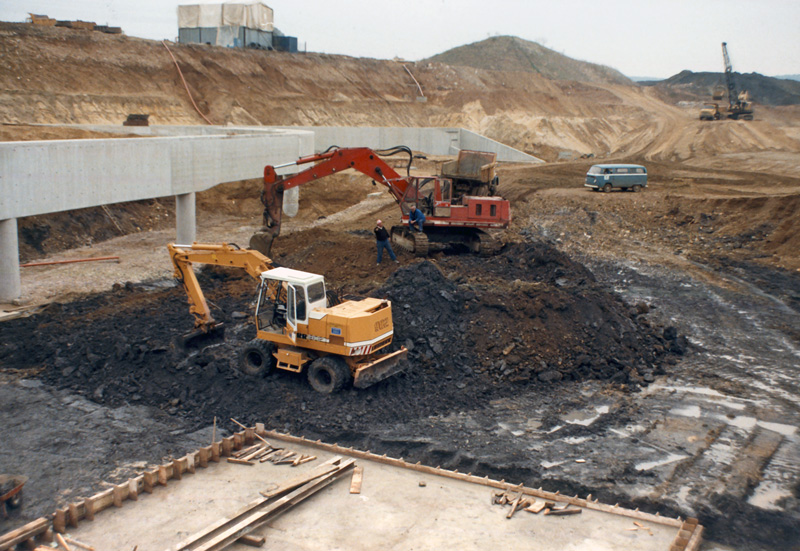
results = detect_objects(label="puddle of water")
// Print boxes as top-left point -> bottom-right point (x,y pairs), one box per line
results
562,436 -> 590,445
562,405 -> 610,426
748,479 -> 792,511
670,405 -> 701,418
547,425 -> 564,434
757,420 -> 797,436
635,453 -> 688,471
540,460 -> 565,469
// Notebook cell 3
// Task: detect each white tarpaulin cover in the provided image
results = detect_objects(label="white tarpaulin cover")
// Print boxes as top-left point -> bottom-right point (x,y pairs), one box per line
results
178,2 -> 274,31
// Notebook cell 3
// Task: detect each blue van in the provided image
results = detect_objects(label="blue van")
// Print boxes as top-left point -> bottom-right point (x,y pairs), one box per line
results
585,164 -> 647,192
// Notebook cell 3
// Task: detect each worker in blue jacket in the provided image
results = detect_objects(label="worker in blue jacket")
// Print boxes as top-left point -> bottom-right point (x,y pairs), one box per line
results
408,205 -> 426,233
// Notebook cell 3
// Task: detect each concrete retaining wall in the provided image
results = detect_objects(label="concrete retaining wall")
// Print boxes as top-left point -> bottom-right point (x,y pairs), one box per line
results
0,129 -> 313,220
0,124 -> 539,301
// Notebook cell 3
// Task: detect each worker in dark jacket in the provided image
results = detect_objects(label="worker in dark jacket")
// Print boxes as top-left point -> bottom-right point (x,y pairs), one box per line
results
408,205 -> 426,233
374,220 -> 399,265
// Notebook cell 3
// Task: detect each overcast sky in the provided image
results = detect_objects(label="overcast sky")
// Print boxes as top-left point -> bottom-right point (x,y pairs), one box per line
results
2,0 -> 798,78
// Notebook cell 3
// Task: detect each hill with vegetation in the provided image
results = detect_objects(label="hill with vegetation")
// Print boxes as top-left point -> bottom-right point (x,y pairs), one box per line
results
422,35 -> 632,85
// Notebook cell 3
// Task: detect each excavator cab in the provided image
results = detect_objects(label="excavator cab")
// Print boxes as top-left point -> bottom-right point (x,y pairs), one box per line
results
255,268 -> 327,340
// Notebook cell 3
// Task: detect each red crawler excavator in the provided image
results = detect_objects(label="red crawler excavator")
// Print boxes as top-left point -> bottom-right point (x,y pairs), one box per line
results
249,146 -> 510,257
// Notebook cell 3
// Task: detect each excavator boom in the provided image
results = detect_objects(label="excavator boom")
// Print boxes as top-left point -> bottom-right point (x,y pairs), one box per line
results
168,242 -> 273,334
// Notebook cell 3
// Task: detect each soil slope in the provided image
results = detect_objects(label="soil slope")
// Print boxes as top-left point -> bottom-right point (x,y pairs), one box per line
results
2,22 -> 799,167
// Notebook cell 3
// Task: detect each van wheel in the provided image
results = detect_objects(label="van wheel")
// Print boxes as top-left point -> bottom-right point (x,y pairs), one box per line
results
603,184 -> 612,193
307,356 -> 351,394
632,185 -> 642,193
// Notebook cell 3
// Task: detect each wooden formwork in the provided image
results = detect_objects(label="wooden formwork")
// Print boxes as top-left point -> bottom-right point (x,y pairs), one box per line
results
0,423 -> 703,551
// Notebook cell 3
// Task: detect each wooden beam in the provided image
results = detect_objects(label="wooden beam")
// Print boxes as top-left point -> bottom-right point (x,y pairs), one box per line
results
0,518 -> 49,550
349,466 -> 363,494
236,534 -> 265,547
174,459 -> 355,551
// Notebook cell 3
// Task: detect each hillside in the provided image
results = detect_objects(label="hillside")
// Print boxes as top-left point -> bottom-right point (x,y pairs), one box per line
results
1,22 -> 798,167
422,35 -> 632,85
645,70 -> 800,106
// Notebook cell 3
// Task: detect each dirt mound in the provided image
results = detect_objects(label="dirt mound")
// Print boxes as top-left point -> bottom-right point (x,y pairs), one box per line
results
0,240 -> 684,441
381,244 -> 683,386
647,70 -> 800,106
423,36 -> 632,85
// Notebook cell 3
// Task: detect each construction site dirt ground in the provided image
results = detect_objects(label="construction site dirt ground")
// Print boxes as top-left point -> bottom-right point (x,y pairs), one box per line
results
2,155 -> 799,551
1,21 -> 800,551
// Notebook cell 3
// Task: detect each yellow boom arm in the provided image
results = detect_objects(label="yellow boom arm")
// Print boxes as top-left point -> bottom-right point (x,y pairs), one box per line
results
168,243 -> 274,332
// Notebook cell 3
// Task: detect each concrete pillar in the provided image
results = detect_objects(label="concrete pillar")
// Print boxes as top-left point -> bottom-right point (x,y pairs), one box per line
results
0,218 -> 21,302
175,192 -> 196,245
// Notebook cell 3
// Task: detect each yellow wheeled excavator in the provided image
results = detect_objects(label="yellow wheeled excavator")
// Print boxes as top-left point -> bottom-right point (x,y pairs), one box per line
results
168,242 -> 407,393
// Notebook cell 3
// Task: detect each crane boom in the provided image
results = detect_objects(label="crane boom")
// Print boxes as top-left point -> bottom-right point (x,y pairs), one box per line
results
722,42 -> 736,110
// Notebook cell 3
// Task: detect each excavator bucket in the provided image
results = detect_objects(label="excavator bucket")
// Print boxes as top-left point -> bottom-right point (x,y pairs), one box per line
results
352,347 -> 408,389
249,230 -> 276,258
175,323 -> 226,351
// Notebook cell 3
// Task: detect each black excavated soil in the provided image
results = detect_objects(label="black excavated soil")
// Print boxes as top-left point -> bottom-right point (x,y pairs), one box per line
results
1,240 -> 684,440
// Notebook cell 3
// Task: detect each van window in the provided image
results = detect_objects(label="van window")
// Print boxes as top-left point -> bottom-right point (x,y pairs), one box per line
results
588,166 -> 603,175
635,167 -> 645,174
617,168 -> 629,174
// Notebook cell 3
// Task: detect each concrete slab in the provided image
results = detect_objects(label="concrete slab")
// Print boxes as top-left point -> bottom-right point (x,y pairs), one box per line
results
63,437 -> 693,551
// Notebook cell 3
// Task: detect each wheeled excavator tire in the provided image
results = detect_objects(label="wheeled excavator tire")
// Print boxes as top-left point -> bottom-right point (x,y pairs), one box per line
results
307,356 -> 351,394
239,339 -> 276,377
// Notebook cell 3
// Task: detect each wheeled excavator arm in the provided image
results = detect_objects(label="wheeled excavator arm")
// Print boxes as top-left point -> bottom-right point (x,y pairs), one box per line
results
251,146 -> 417,256
168,242 -> 274,334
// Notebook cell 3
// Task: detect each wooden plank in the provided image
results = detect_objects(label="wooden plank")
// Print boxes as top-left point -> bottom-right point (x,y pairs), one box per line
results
113,484 -> 125,507
198,447 -> 209,468
260,457 -> 347,499
211,442 -> 221,462
128,477 -> 140,501
83,497 -> 95,521
240,445 -> 267,462
236,534 -> 265,547
233,444 -> 261,459
90,488 -> 114,513
506,494 -> 522,519
63,536 -> 96,551
0,517 -> 49,550
349,466 -> 363,494
143,470 -> 156,493
295,455 -> 317,466
545,507 -> 582,516
55,533 -> 72,551
67,503 -> 80,526
52,508 -> 66,533
525,500 -> 546,514
173,458 -> 353,551
227,458 -> 255,467
186,453 -> 197,474
180,461 -> 355,551
158,465 -> 169,486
